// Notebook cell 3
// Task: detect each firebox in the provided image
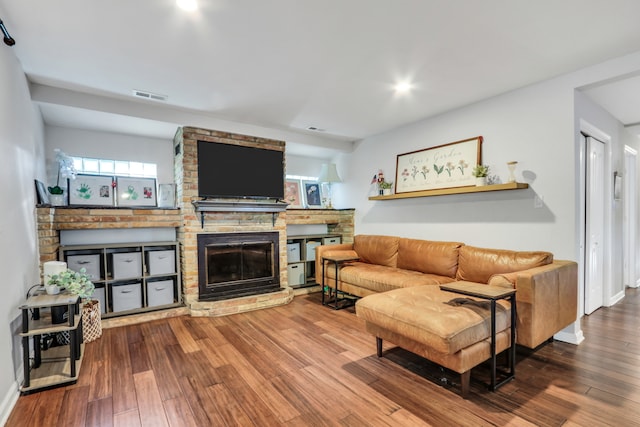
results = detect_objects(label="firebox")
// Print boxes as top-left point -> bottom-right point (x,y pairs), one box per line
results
197,232 -> 280,301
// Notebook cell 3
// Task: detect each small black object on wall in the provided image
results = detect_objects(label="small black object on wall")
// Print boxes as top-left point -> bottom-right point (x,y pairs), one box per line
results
0,19 -> 16,46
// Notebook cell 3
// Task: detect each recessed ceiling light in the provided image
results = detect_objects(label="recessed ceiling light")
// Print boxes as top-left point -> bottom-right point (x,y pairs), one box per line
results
177,0 -> 198,11
394,81 -> 413,94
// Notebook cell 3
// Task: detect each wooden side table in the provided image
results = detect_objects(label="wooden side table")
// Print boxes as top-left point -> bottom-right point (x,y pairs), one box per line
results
440,282 -> 516,391
321,254 -> 359,310
19,292 -> 83,394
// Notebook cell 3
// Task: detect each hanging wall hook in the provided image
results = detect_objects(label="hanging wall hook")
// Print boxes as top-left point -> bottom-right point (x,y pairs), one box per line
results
0,19 -> 16,46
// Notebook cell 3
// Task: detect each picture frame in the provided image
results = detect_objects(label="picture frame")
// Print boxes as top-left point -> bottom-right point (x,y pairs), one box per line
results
158,183 -> 176,208
116,177 -> 157,207
68,174 -> 115,206
34,180 -> 49,205
285,179 -> 303,208
395,136 -> 483,194
302,180 -> 323,208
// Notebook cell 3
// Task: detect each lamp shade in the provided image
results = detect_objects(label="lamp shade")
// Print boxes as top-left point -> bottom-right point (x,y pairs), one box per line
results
318,163 -> 342,183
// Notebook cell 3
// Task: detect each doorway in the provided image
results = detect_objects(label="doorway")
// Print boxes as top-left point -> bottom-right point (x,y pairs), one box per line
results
623,146 -> 638,288
582,134 -> 606,315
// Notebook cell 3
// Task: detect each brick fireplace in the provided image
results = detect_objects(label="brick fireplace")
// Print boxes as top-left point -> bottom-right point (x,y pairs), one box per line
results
174,127 -> 293,316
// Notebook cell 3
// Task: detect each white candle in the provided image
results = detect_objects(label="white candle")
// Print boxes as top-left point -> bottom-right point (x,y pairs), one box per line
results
43,261 -> 67,284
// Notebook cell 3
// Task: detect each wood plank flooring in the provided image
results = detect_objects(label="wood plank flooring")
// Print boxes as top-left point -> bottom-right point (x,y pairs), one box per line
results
7,288 -> 640,426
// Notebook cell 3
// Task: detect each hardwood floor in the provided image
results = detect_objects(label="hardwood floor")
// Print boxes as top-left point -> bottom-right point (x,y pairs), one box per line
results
7,288 -> 640,426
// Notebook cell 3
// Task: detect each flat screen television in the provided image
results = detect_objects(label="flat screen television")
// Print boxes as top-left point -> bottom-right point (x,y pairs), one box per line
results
197,140 -> 285,199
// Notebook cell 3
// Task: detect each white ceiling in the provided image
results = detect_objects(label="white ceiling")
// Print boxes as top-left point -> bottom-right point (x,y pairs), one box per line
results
3,0 -> 640,155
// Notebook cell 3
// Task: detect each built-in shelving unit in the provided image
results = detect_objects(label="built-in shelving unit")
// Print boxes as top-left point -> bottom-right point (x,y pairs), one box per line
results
287,234 -> 341,288
59,241 -> 182,318
368,182 -> 529,200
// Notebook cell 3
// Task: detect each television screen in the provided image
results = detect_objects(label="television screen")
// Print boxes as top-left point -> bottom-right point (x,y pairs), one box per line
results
197,141 -> 285,199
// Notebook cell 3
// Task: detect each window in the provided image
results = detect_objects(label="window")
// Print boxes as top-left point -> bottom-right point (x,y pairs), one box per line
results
72,157 -> 157,178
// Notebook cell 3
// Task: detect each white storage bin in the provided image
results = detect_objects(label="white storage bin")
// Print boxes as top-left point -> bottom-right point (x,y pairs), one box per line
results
146,279 -> 175,307
287,243 -> 301,263
287,262 -> 305,286
112,282 -> 142,312
305,241 -> 322,261
90,286 -> 106,314
323,236 -> 341,245
146,250 -> 175,275
67,254 -> 101,280
112,252 -> 142,279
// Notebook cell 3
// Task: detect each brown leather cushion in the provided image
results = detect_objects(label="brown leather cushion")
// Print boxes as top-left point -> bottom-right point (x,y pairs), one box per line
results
397,238 -> 463,278
353,235 -> 399,267
456,245 -> 553,283
332,263 -> 454,293
356,285 -> 511,354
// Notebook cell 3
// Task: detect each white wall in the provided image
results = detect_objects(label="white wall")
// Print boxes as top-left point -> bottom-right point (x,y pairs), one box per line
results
286,153 -> 328,178
0,44 -> 46,422
338,75 -> 578,258
44,126 -> 175,187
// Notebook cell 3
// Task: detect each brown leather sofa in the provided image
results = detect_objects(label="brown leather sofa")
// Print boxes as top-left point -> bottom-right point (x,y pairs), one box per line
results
315,234 -> 578,349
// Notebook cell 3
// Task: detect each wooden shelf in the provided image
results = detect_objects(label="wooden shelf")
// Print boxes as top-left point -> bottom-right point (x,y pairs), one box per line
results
21,344 -> 84,393
368,182 -> 529,200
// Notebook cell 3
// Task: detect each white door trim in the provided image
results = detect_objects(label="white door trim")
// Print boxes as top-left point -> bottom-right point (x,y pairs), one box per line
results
623,145 -> 638,288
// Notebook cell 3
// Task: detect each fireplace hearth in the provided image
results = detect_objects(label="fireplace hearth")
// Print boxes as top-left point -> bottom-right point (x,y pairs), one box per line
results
197,232 -> 281,301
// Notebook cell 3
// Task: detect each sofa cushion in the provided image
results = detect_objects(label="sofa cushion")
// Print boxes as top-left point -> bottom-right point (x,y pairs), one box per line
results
397,238 -> 463,278
456,246 -> 553,284
329,263 -> 454,293
356,285 -> 511,354
353,235 -> 399,268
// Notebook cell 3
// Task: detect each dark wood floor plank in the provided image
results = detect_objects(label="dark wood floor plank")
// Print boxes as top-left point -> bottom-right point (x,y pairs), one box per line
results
142,325 -> 184,402
6,288 -> 640,427
162,396 -> 199,427
86,397 -> 114,427
167,316 -> 199,354
89,327 -> 113,401
216,364 -> 282,426
132,370 -> 168,427
109,324 -> 137,415
58,384 -> 89,426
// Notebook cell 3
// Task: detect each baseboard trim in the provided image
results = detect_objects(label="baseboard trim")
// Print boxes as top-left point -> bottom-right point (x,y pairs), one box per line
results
554,329 -> 585,346
0,381 -> 20,426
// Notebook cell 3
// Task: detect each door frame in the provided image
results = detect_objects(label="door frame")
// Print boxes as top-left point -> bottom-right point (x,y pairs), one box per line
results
579,120 -> 614,315
623,145 -> 639,288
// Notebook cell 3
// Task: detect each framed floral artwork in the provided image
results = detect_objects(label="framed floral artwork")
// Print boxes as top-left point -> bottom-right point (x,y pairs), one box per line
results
302,180 -> 323,208
285,179 -> 303,208
68,174 -> 115,206
395,136 -> 482,194
116,177 -> 157,207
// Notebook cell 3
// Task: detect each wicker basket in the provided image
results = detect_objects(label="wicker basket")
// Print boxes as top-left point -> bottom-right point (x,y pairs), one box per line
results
82,300 -> 102,343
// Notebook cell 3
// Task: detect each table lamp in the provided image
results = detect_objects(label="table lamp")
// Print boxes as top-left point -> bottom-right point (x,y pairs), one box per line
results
317,163 -> 342,209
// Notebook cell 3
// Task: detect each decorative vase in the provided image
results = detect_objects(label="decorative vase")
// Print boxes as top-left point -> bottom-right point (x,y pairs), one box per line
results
49,194 -> 65,206
507,161 -> 518,183
45,285 -> 60,295
383,189 -> 392,196
475,177 -> 487,186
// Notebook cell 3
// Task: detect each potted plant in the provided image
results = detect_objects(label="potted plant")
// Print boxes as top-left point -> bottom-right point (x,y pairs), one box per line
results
47,268 -> 102,341
472,165 -> 490,186
47,149 -> 77,206
379,181 -> 393,195
46,267 -> 95,298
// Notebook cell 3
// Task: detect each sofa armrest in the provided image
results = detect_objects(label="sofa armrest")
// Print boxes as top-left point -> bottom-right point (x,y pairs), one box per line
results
512,260 -> 578,348
314,243 -> 355,284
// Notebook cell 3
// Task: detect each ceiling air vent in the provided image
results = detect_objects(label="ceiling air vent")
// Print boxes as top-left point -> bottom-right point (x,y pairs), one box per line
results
132,89 -> 168,102
307,126 -> 325,132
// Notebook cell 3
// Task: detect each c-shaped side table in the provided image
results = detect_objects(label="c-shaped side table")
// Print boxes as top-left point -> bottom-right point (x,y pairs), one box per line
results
321,254 -> 359,310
